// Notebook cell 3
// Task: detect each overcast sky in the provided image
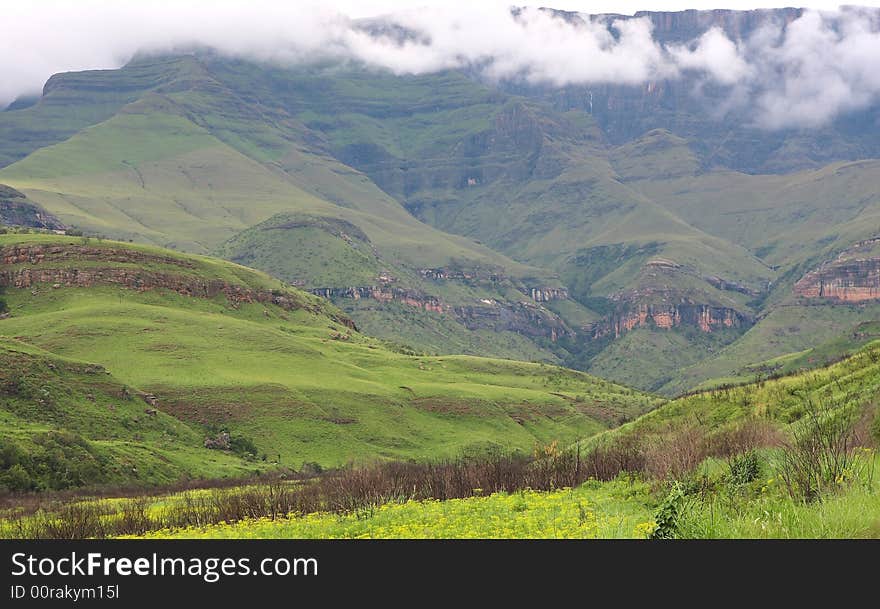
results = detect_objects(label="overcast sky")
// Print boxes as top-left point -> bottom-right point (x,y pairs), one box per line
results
4,1 -> 880,128
331,1 -> 876,16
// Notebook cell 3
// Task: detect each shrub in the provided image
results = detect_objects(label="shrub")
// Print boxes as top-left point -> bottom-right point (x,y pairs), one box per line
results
705,418 -> 782,458
229,435 -> 259,459
777,400 -> 861,502
643,426 -> 708,480
650,482 -> 685,539
0,432 -> 108,492
728,450 -> 761,486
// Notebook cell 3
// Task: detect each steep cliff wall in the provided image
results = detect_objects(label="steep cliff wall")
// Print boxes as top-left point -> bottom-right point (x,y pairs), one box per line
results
587,303 -> 749,339
794,257 -> 880,303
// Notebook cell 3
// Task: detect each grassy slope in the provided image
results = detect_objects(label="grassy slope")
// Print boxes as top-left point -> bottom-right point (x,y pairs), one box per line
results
663,305 -> 880,394
0,235 -> 658,473
130,338 -> 880,539
0,336 -> 251,489
601,339 -> 880,446
611,130 -> 880,392
0,59 -> 566,362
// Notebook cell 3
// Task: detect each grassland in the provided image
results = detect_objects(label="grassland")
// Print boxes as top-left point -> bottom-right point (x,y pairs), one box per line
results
3,332 -> 877,539
0,234 -> 657,488
6,52 -> 880,400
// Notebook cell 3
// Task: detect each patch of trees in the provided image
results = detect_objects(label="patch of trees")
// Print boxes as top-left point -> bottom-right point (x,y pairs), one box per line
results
0,431 -> 108,492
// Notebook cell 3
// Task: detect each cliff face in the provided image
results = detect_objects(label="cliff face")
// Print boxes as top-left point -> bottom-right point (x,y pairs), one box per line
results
529,287 -> 569,302
794,244 -> 880,303
310,286 -> 572,341
0,244 -> 357,329
588,303 -> 748,339
0,184 -> 66,230
311,286 -> 447,313
508,8 -> 880,172
454,301 -> 573,341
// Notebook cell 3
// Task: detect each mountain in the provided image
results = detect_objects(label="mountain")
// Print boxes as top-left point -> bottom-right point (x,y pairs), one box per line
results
0,234 -> 656,489
3,8 -> 880,394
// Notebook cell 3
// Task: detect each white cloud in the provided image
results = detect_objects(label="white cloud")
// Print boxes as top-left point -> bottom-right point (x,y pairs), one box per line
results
668,27 -> 751,85
2,1 -> 880,129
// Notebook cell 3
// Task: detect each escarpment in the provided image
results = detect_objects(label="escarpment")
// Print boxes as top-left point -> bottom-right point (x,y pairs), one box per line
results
794,239 -> 880,303
587,303 -> 749,339
0,244 -> 357,329
311,286 -> 447,314
0,185 -> 66,230
311,285 -> 572,341
795,258 -> 880,302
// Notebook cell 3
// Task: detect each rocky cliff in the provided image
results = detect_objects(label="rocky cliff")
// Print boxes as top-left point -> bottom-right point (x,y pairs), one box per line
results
794,241 -> 880,303
311,285 -> 572,341
587,303 -> 748,339
0,184 -> 66,230
311,286 -> 446,313
0,244 -> 357,329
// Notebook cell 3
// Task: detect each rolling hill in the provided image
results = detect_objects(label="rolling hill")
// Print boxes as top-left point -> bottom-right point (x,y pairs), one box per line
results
0,233 -> 658,490
3,9 -> 880,394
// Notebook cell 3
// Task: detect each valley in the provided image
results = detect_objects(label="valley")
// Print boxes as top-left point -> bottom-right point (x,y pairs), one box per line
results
2,5 -> 880,541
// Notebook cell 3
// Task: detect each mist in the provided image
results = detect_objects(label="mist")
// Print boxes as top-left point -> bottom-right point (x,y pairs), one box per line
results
3,1 -> 880,129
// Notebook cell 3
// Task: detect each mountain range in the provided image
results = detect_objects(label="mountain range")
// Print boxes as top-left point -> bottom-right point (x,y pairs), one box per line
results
3,6 -> 880,398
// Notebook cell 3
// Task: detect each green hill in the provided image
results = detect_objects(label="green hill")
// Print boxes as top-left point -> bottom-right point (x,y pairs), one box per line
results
0,234 -> 658,490
5,52 -> 880,394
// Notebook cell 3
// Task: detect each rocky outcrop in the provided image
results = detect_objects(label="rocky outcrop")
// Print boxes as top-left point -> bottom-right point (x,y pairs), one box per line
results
0,185 -> 66,230
0,245 -> 357,330
588,303 -> 749,339
704,275 -> 760,297
794,257 -> 880,303
311,286 -> 447,313
454,301 -> 574,341
312,285 -> 571,341
528,287 -> 569,302
1,244 -> 194,268
418,267 -> 505,282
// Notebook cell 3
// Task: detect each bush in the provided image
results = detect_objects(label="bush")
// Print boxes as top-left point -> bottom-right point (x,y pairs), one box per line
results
650,482 -> 685,539
0,432 -> 108,492
229,435 -> 259,459
728,450 -> 761,485
777,400 -> 861,502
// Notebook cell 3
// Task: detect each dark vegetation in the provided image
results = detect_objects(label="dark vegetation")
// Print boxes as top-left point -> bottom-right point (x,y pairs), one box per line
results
0,431 -> 108,492
7,398 -> 876,538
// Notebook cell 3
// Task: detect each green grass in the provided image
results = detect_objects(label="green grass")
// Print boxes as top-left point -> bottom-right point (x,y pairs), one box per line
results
664,306 -> 880,394
0,336 -> 251,491
676,477 -> 880,538
8,52 -> 880,398
0,236 -> 658,482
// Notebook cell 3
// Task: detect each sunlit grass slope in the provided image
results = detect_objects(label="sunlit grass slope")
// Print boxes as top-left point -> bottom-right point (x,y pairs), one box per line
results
0,235 -> 658,475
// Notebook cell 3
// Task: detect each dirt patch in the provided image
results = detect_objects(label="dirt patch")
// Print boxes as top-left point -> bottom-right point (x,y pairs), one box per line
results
410,397 -> 483,416
152,385 -> 318,424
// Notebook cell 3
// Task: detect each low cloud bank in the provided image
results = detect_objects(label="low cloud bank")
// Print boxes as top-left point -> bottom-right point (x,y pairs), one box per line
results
3,2 -> 880,129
